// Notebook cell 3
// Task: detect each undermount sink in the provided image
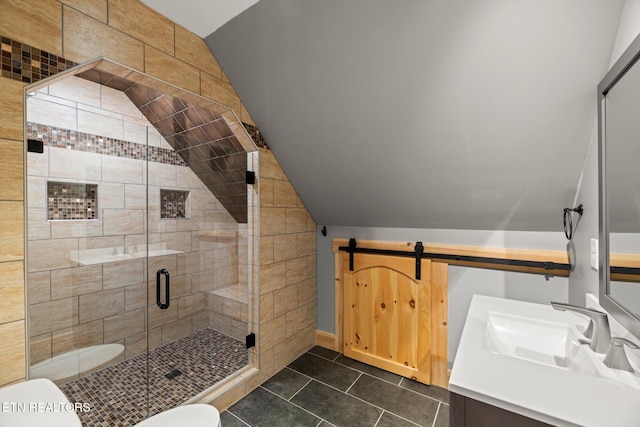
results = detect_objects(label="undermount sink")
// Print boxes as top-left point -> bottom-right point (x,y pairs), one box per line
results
484,311 -> 583,368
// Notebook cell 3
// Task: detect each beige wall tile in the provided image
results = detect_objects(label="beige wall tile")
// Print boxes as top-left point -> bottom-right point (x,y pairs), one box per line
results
59,0 -> 107,23
297,232 -> 316,257
177,292 -> 206,319
50,265 -> 103,299
63,7 -> 144,70
100,182 -> 125,209
306,212 -> 316,231
0,201 -> 24,262
28,148 -> 49,178
27,239 -> 78,272
123,183 -> 146,210
222,298 -> 248,323
273,234 -> 298,262
109,0 -> 174,54
145,46 -> 200,94
273,335 -> 298,373
50,220 -> 103,239
259,314 -> 286,352
0,320 -> 26,385
0,261 -> 24,323
175,24 -> 222,78
273,285 -> 297,319
161,231 -> 192,253
259,348 -> 275,376
260,293 -> 273,324
0,0 -> 62,55
286,257 -> 308,285
231,318 -> 246,340
192,311 -> 209,331
78,109 -> 124,140
49,148 -> 101,181
102,156 -> 143,184
103,259 -> 144,289
27,271 -> 51,305
125,283 -> 146,311
104,308 -> 145,343
0,139 -> 23,201
0,78 -> 24,141
212,312 -> 232,335
30,297 -> 78,336
259,148 -> 284,181
78,288 -> 124,323
286,209 -> 308,234
27,176 -> 46,209
49,76 -> 101,108
51,319 -> 103,356
123,121 -> 148,146
148,254 -> 177,280
27,208 -> 50,241
298,278 -> 316,306
260,261 -> 286,295
162,317 -> 192,343
286,306 -> 307,337
27,96 -> 78,130
201,72 -> 242,113
307,254 -> 317,278
148,301 -> 177,329
78,235 -> 123,251
177,251 -> 204,275
260,236 -> 274,265
103,209 -> 144,235
260,208 -> 286,236
274,180 -> 299,208
260,178 -> 274,208
148,161 -> 177,187
297,324 -> 316,353
30,333 -> 51,365
124,331 -> 147,358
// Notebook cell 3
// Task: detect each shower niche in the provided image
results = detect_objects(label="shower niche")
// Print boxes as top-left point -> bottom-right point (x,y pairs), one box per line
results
25,59 -> 259,426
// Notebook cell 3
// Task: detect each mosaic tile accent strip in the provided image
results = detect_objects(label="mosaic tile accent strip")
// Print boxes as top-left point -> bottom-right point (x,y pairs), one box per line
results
243,122 -> 268,149
160,189 -> 189,219
27,122 -> 188,166
1,36 -> 78,83
47,181 -> 98,220
60,328 -> 248,427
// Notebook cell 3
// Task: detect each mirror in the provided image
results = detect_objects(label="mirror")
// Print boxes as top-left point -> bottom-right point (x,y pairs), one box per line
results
599,32 -> 640,339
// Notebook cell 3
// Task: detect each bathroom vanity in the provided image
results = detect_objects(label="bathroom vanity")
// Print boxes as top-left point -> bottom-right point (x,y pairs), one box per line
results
449,295 -> 640,427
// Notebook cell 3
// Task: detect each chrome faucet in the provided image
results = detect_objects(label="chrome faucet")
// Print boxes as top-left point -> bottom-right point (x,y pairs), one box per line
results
604,337 -> 639,372
550,302 -> 611,354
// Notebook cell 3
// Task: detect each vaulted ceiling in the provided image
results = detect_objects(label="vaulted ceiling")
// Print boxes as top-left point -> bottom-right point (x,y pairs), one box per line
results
145,0 -> 625,231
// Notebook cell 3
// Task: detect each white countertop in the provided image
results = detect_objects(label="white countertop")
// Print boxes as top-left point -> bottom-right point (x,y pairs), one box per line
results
449,295 -> 640,427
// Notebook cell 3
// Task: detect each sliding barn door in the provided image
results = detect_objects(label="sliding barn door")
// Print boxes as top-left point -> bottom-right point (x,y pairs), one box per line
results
343,254 -> 431,384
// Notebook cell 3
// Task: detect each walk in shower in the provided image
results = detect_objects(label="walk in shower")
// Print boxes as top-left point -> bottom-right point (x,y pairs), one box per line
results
25,59 -> 258,426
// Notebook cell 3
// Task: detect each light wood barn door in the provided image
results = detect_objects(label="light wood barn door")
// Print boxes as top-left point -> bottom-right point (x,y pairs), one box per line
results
343,253 -> 431,384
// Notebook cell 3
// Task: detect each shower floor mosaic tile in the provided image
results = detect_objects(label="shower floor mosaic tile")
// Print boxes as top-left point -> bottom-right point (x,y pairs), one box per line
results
60,328 -> 248,427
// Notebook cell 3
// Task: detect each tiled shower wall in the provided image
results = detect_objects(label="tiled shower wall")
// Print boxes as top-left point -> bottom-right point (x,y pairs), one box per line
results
26,76 -> 245,368
0,0 -> 317,410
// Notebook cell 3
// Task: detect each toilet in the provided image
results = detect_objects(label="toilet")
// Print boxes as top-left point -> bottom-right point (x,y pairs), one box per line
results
0,379 -> 221,427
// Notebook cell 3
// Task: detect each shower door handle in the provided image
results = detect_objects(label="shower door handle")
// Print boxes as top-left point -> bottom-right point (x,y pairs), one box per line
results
156,268 -> 170,309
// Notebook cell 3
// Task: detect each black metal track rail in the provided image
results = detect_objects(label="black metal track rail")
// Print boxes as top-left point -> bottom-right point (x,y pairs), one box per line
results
339,238 -> 571,279
611,266 -> 640,276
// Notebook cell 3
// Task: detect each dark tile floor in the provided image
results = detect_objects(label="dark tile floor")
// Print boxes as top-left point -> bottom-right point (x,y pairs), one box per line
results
223,346 -> 450,427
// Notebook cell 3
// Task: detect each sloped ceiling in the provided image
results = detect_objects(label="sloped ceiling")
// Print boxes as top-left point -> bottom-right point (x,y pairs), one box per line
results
156,0 -> 625,231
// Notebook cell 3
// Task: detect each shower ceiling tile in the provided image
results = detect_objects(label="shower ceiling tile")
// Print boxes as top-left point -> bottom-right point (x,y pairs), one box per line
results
73,58 -> 255,223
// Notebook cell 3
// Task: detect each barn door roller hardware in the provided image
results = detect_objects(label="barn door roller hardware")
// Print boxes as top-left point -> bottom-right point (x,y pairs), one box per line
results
338,238 -> 571,278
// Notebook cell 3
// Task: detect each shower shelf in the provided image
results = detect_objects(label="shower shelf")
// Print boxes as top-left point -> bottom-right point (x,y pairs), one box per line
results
70,246 -> 184,266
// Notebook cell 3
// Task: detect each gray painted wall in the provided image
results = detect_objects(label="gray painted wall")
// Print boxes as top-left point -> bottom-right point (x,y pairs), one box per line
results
207,0 -> 623,232
569,0 -> 640,304
317,226 -> 568,366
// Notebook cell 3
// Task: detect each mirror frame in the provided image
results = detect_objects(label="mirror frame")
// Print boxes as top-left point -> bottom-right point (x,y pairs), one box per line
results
598,32 -> 640,340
